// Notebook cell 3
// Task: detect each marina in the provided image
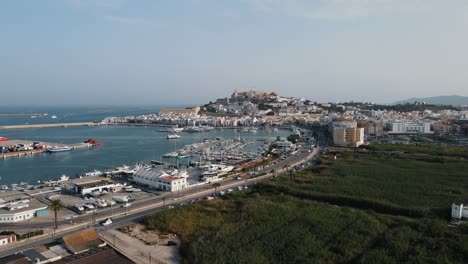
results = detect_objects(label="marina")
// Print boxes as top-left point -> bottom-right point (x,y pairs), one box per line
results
0,125 -> 289,186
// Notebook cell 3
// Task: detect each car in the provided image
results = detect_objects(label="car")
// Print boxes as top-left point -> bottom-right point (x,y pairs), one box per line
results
205,196 -> 214,200
227,188 -> 234,192
236,176 -> 242,180
168,205 -> 175,209
167,241 -> 178,246
101,218 -> 113,226
243,185 -> 249,189
121,203 -> 132,208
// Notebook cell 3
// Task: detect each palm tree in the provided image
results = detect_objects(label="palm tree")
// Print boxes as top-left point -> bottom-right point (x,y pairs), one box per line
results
212,182 -> 221,194
49,199 -> 64,230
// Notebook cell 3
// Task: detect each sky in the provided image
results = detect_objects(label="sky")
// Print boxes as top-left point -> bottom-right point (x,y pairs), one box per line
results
1,0 -> 468,106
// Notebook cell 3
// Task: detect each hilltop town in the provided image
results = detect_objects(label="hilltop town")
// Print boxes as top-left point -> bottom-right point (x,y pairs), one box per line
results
103,90 -> 468,147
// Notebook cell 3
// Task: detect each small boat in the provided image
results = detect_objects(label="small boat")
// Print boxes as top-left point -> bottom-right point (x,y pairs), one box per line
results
51,115 -> 57,119
47,146 -> 72,153
84,138 -> 102,146
82,170 -> 103,177
167,134 -> 181,139
0,137 -> 9,142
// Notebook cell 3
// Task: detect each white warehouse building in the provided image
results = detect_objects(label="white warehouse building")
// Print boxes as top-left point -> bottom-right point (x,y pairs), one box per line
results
0,196 -> 49,223
386,121 -> 433,134
133,168 -> 189,192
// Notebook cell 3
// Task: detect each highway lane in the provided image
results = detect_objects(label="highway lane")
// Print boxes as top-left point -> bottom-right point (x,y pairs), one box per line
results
0,145 -> 319,258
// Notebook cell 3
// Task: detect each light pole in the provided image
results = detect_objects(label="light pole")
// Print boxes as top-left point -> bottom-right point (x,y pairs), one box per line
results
149,248 -> 159,264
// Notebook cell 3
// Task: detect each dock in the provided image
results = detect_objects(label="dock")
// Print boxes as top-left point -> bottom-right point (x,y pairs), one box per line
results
0,140 -> 96,159
0,122 -> 99,130
0,113 -> 47,116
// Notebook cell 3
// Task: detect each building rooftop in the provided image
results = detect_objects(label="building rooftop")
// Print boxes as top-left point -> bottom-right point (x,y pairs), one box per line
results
54,247 -> 133,264
71,176 -> 113,185
62,229 -> 102,254
160,175 -> 183,182
0,254 -> 29,264
0,197 -> 47,215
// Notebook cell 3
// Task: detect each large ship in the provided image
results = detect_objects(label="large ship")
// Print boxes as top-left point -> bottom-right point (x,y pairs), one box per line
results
46,146 -> 72,153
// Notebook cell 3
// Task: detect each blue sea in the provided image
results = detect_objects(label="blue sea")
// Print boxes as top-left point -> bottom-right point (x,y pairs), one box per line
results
0,106 -> 288,185
0,105 -> 165,126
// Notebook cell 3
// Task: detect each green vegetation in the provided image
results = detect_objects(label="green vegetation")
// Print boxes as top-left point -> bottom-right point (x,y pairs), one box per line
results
144,145 -> 468,263
145,192 -> 468,263
264,147 -> 468,218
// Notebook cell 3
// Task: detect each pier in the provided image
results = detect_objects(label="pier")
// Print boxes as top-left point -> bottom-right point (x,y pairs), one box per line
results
0,140 -> 96,159
0,113 -> 47,116
0,122 -> 99,130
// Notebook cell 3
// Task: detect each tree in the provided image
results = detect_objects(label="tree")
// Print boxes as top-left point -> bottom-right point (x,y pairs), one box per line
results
212,182 -> 221,194
49,199 -> 64,230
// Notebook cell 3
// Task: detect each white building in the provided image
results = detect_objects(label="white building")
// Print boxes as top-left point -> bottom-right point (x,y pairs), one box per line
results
133,168 -> 188,192
0,197 -> 49,223
451,203 -> 468,220
0,234 -> 16,246
70,177 -> 119,195
386,121 -> 433,134
274,140 -> 296,151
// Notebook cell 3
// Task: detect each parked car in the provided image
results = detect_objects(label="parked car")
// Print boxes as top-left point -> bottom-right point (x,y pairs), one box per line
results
101,218 -> 113,226
167,241 -> 178,246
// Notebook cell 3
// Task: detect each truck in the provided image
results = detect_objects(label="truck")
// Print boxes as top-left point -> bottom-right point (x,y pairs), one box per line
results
112,195 -> 131,203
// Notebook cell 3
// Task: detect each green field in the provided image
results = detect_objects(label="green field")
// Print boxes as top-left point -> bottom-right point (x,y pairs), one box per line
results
262,147 -> 468,218
145,192 -> 468,264
144,145 -> 468,263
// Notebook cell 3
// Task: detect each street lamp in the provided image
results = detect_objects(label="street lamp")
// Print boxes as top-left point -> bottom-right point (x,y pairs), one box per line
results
149,248 -> 160,264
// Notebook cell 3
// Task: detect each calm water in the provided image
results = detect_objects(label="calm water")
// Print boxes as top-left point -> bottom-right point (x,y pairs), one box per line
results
0,105 -> 166,126
0,125 -> 288,185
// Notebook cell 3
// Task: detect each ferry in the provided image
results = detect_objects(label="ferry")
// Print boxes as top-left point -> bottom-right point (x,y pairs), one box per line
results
46,146 -> 72,153
167,134 -> 181,139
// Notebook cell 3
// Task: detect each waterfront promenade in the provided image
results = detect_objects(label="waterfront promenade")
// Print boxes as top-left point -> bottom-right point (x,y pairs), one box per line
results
0,122 -> 99,130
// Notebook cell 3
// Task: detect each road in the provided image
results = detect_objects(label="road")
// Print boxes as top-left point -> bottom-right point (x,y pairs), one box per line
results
0,144 -> 319,258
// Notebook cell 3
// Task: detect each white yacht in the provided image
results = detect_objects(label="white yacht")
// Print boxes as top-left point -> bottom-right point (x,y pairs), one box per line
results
167,134 -> 181,139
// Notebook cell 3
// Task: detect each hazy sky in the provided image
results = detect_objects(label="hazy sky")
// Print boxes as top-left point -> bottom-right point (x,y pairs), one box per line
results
1,0 -> 468,106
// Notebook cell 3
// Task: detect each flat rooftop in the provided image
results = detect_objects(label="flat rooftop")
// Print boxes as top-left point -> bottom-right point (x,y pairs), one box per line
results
71,176 -> 113,185
0,197 -> 47,215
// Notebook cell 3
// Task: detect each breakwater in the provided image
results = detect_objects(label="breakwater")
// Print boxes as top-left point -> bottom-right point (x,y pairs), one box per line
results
0,122 -> 99,130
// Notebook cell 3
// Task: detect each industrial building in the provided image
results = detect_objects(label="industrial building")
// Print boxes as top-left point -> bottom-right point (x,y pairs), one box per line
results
133,168 -> 188,192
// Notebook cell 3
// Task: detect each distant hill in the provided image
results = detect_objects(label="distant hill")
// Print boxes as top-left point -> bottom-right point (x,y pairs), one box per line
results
394,95 -> 468,106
